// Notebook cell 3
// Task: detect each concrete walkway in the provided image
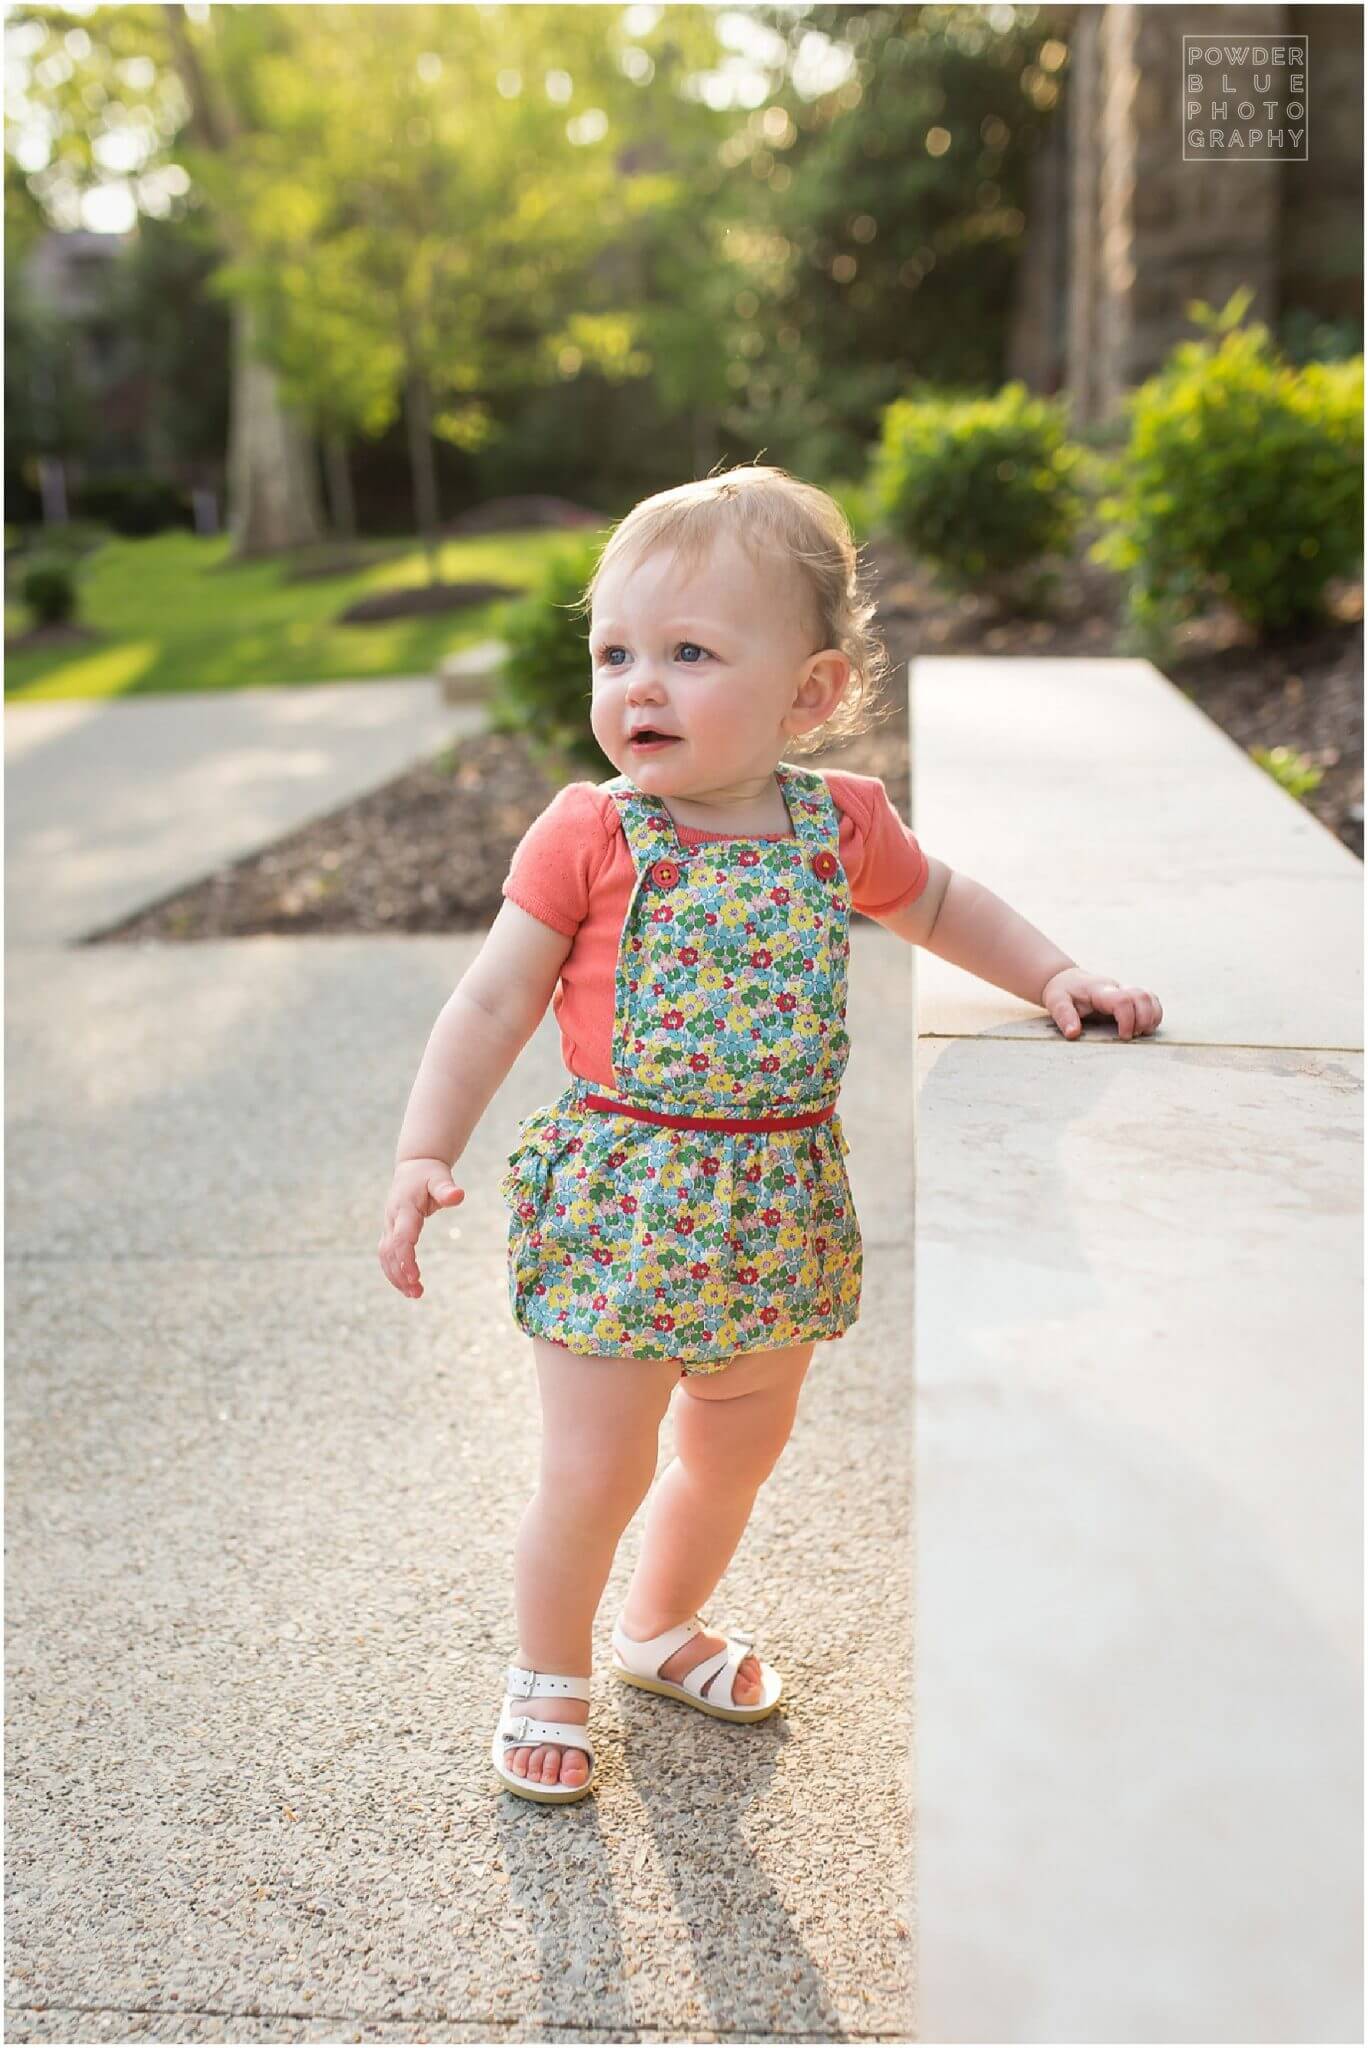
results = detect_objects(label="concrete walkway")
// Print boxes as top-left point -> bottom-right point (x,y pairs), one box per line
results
911,656 -> 1363,2043
3,683 -> 917,2037
6,653 -> 1359,2041
4,680 -> 485,944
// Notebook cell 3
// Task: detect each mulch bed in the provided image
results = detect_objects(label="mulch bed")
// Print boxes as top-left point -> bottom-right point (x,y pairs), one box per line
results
80,534 -> 1363,946
336,579 -> 522,623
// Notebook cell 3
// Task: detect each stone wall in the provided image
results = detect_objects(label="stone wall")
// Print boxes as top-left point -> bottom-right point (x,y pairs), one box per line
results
1033,3 -> 1361,425
1279,4 -> 1365,324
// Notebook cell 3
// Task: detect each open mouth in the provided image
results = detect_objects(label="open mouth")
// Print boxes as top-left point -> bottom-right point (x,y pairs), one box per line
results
628,730 -> 682,751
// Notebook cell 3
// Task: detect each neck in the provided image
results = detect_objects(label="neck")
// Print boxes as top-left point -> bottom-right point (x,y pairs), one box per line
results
651,769 -> 790,836
641,764 -> 783,812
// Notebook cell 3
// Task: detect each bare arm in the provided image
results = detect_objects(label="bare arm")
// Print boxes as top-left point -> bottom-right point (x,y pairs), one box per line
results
876,856 -> 1162,1040
878,856 -> 1074,1006
379,901 -> 576,1299
394,899 -> 576,1166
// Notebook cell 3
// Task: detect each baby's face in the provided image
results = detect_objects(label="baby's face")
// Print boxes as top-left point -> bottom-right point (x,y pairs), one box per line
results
588,539 -> 846,796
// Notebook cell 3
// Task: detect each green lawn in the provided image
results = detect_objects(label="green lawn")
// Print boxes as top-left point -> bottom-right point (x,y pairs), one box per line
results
4,526 -> 592,701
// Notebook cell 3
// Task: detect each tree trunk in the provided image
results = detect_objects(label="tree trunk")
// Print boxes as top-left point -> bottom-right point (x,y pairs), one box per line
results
37,455 -> 68,524
322,430 -> 357,540
404,368 -> 442,584
227,297 -> 325,557
162,5 -> 323,561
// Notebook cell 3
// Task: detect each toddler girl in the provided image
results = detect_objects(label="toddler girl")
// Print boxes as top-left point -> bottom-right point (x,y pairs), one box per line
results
379,464 -> 1162,1805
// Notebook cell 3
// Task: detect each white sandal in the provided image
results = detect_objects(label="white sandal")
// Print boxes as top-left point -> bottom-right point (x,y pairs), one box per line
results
490,1663 -> 597,1804
610,1613 -> 782,1722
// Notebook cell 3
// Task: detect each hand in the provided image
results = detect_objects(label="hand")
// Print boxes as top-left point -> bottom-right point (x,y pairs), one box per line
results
379,1157 -> 465,1299
1041,967 -> 1163,1042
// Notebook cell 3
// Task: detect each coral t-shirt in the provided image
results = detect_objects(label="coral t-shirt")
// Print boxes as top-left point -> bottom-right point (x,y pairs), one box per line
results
500,769 -> 930,1088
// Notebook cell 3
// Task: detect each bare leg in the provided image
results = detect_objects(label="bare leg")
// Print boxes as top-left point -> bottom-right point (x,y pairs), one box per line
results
506,1335 -> 680,1788
618,1342 -> 814,1703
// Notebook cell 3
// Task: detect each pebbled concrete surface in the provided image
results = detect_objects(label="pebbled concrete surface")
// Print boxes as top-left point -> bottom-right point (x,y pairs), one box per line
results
5,923 -> 916,2043
3,683 -> 486,946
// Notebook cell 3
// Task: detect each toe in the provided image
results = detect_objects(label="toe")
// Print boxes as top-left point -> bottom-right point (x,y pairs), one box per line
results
734,1652 -> 763,1701
510,1745 -> 530,1776
561,1747 -> 588,1784
700,1646 -> 764,1704
539,1747 -> 561,1784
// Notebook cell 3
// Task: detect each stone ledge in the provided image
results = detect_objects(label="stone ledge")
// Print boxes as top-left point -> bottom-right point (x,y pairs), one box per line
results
909,654 -> 1363,2043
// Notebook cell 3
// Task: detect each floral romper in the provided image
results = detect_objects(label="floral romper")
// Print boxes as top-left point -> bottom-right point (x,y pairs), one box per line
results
497,761 -> 862,1374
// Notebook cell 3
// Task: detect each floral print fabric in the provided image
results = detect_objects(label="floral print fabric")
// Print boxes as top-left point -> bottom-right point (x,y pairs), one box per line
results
499,762 -> 863,1370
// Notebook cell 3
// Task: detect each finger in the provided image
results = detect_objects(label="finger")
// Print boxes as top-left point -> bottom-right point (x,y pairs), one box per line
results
1048,995 -> 1082,1038
381,1241 -> 418,1290
392,1201 -> 423,1249
380,1229 -> 423,1294
380,1246 -> 420,1296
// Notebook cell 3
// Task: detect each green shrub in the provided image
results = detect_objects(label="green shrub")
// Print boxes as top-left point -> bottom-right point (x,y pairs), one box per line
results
19,554 -> 77,627
1091,291 -> 1364,645
76,471 -> 191,538
22,518 -> 107,562
1250,744 -> 1325,801
869,380 -> 1086,602
820,476 -> 878,546
1277,307 -> 1364,368
486,535 -> 612,776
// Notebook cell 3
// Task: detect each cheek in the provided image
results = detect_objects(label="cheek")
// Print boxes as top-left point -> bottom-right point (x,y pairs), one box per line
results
686,682 -> 736,730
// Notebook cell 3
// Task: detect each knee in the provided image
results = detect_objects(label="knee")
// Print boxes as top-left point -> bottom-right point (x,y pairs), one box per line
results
676,1395 -> 799,1489
538,1439 -> 658,1527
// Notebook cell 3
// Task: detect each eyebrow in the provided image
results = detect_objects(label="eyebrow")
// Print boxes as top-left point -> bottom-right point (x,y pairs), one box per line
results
590,618 -> 736,635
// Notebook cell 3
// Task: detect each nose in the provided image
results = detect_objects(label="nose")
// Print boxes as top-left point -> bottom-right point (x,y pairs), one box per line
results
624,667 -> 667,704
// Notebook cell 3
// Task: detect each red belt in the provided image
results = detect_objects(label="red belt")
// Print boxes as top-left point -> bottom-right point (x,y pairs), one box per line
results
580,1092 -> 834,1134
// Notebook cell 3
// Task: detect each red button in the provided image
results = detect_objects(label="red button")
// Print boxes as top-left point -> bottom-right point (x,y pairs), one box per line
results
812,849 -> 838,881
651,859 -> 681,888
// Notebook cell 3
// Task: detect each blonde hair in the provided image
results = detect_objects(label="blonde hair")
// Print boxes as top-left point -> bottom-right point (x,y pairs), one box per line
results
573,462 -> 894,758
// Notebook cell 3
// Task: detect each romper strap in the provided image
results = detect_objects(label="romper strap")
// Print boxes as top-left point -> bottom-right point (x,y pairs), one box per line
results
775,763 -> 842,857
601,774 -> 682,870
600,762 -> 841,867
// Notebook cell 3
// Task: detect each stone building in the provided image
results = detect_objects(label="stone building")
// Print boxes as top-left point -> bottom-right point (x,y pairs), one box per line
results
1010,3 -> 1363,423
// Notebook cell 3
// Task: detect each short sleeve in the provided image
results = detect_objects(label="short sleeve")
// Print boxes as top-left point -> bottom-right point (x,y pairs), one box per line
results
827,770 -> 931,921
500,781 -> 614,939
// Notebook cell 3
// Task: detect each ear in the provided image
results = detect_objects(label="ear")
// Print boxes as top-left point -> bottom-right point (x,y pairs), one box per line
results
784,649 -> 852,737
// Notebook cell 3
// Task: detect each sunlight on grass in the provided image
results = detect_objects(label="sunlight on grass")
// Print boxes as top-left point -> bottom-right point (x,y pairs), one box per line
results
10,638 -> 160,701
4,525 -> 598,701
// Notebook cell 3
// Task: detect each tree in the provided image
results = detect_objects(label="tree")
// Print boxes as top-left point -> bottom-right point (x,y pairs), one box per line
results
4,158 -> 93,519
159,2 -> 324,553
732,3 -> 1069,475
7,2 -> 324,554
107,202 -> 231,489
206,3 -> 740,574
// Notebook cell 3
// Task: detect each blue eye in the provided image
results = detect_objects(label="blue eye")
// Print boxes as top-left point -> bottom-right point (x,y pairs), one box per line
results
593,641 -> 711,666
